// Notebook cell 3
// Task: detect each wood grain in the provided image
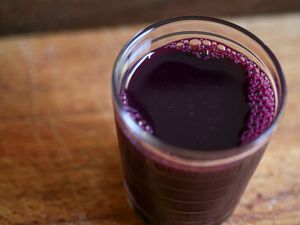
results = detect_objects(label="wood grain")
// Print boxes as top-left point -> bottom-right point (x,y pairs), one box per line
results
0,13 -> 300,225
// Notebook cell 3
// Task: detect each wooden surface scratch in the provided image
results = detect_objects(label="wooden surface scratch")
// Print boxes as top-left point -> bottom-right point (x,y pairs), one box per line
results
0,13 -> 300,225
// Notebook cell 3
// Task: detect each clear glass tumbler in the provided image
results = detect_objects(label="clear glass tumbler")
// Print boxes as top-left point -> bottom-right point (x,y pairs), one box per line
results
112,17 -> 286,225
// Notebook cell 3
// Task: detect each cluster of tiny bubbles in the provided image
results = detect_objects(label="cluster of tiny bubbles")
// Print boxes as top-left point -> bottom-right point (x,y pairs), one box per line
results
120,90 -> 154,134
241,68 -> 275,143
166,38 -> 248,64
166,38 -> 276,143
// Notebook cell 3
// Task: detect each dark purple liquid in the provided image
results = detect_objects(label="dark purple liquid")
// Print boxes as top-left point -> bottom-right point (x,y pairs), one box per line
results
124,48 -> 250,150
121,38 -> 275,150
116,38 -> 276,225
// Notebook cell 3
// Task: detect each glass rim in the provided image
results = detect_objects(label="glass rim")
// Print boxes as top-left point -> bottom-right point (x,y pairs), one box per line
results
112,16 -> 287,166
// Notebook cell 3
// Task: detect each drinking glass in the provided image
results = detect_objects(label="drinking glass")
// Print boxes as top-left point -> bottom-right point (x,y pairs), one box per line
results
112,16 -> 286,225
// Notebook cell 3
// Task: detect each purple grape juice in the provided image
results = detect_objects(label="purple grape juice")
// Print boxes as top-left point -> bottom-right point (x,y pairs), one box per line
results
121,38 -> 275,149
116,38 -> 276,225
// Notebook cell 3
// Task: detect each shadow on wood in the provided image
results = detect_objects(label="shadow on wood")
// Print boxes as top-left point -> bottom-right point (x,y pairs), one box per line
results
0,0 -> 300,36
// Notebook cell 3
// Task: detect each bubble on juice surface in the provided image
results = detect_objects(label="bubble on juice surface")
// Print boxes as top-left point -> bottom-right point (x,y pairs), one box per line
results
121,38 -> 275,144
120,90 -> 154,134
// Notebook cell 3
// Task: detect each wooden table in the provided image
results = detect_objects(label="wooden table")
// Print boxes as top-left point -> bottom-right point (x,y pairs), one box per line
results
0,13 -> 299,225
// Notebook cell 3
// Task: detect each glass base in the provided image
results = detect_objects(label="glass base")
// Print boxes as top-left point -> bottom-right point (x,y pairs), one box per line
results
127,194 -> 233,225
